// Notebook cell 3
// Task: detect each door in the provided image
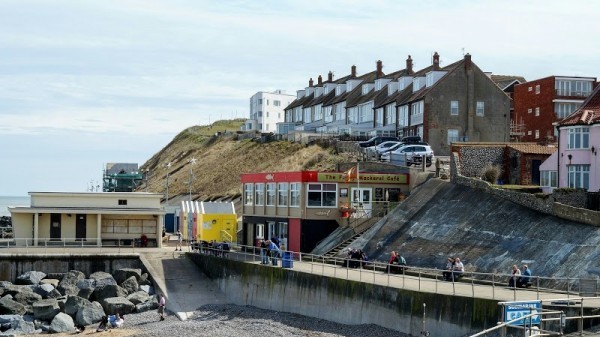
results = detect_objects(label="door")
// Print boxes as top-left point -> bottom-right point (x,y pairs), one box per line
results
76,214 -> 86,241
50,213 -> 61,240
531,160 -> 542,185
350,188 -> 372,218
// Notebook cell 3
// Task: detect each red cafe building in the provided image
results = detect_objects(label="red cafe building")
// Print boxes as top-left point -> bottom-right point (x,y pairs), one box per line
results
240,164 -> 410,253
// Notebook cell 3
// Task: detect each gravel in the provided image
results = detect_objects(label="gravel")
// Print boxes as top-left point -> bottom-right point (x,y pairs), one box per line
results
114,303 -> 407,337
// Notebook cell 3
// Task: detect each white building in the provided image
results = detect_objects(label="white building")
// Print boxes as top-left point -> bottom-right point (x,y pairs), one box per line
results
244,90 -> 295,133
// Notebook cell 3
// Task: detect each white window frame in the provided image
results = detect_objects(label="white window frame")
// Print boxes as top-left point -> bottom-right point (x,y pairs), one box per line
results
306,183 -> 337,208
448,129 -> 459,144
266,183 -> 276,206
535,130 -> 540,139
540,171 -> 557,188
476,101 -> 484,117
535,107 -> 540,116
568,127 -> 590,149
450,101 -> 459,116
255,183 -> 265,206
528,108 -> 532,114
244,183 -> 253,205
568,165 -> 590,189
277,183 -> 288,207
535,84 -> 540,94
289,183 -> 300,207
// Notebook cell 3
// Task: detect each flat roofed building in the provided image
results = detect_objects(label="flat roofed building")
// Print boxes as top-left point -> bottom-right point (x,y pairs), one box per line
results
8,192 -> 165,247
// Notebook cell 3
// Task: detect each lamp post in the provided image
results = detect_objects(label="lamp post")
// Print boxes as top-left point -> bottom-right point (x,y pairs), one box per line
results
188,158 -> 197,201
143,169 -> 151,192
165,162 -> 172,206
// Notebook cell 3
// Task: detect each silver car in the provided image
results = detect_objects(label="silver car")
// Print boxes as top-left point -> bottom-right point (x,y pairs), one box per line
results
380,144 -> 434,167
365,141 -> 402,160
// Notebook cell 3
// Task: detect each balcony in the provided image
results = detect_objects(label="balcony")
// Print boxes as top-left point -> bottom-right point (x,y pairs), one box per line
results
410,113 -> 423,126
555,90 -> 591,98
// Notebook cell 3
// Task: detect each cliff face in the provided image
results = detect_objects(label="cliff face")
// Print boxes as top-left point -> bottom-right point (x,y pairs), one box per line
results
139,120 -> 352,202
362,179 -> 600,281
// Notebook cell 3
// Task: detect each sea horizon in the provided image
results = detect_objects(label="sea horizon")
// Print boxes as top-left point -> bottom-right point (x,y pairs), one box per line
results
0,195 -> 30,217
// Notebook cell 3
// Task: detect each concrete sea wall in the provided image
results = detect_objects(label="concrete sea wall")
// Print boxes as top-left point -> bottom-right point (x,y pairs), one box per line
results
189,254 -> 499,337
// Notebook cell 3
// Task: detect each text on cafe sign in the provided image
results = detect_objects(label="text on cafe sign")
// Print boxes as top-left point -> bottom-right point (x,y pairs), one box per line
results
317,173 -> 408,184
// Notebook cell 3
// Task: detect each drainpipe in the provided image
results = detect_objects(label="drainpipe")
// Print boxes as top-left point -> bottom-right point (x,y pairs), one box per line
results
554,122 -> 560,189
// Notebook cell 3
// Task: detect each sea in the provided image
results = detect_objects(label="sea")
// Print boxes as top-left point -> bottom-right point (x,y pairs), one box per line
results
0,196 -> 30,217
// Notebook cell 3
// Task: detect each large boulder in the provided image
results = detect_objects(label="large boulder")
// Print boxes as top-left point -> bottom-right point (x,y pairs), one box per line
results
33,284 -> 61,299
135,297 -> 158,313
14,291 -> 42,307
0,296 -> 26,315
0,315 -> 37,335
75,301 -> 105,326
1,284 -> 33,297
93,285 -> 127,303
40,279 -> 59,288
15,271 -> 47,285
89,272 -> 117,288
126,291 -> 150,305
76,279 -> 96,299
64,296 -> 91,316
49,312 -> 75,333
120,276 -> 139,295
32,299 -> 60,321
57,270 -> 85,296
100,297 -> 134,315
113,268 -> 142,284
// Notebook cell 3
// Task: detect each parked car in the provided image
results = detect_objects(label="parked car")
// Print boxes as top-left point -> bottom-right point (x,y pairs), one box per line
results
365,141 -> 402,159
357,136 -> 399,148
400,135 -> 423,144
380,144 -> 434,167
377,140 -> 429,160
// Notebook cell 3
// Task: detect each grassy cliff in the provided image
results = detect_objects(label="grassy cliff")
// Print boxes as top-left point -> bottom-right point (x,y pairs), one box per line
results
140,119 -> 352,201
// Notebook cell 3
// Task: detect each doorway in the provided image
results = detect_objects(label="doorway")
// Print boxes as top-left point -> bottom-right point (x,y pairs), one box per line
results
50,213 -> 61,241
531,160 -> 542,185
350,188 -> 372,217
76,214 -> 86,241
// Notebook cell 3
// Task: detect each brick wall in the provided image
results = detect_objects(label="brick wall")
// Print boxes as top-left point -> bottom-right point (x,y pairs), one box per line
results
513,77 -> 556,142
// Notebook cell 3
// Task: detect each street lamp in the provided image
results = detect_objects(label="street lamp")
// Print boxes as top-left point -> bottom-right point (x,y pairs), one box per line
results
188,158 -> 197,201
143,169 -> 150,192
165,162 -> 172,206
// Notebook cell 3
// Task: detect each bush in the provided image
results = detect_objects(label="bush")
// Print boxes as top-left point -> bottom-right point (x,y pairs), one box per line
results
481,164 -> 502,184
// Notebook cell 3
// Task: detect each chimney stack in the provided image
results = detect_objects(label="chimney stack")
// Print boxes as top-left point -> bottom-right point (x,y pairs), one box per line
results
464,53 -> 472,70
328,71 -> 333,82
433,52 -> 440,70
351,65 -> 357,77
376,60 -> 383,78
309,78 -> 313,87
317,75 -> 322,85
406,55 -> 413,74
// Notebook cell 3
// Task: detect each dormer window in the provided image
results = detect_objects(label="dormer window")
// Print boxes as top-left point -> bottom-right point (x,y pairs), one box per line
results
362,84 -> 370,95
387,82 -> 398,95
336,86 -> 342,96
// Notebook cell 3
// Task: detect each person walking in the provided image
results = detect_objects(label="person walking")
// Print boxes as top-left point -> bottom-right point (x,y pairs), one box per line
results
175,229 -> 182,251
158,294 -> 166,321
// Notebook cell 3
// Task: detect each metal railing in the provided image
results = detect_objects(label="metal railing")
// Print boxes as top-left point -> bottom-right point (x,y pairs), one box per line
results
0,237 -> 160,254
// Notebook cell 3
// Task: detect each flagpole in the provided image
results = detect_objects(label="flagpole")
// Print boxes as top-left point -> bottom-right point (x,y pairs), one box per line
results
357,162 -> 360,190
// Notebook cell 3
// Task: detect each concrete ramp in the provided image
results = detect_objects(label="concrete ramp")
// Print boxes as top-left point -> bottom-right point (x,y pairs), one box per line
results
140,252 -> 230,320
362,179 -> 600,282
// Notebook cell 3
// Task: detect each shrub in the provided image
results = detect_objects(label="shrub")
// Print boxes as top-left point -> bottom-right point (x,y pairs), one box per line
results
481,164 -> 502,184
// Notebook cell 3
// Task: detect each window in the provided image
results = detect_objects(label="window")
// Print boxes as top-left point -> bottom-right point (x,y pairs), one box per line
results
555,102 -> 580,119
255,183 -> 264,206
476,102 -> 484,116
274,100 -> 281,107
527,131 -> 532,135
385,104 -> 396,125
568,165 -> 590,189
448,129 -> 459,144
528,86 -> 532,92
290,183 -> 300,207
257,111 -> 262,117
535,84 -> 540,94
244,184 -> 253,205
535,130 -> 539,139
266,183 -> 276,206
266,111 -> 269,117
118,199 -> 127,205
528,108 -> 532,114
307,183 -> 337,207
450,101 -> 459,115
535,107 -> 540,116
540,171 -> 557,188
266,99 -> 269,105
568,127 -> 590,149
277,183 -> 288,207
258,98 -> 262,104
256,224 -> 264,239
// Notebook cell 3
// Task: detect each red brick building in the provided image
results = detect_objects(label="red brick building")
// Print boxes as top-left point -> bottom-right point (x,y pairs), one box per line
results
513,76 -> 596,142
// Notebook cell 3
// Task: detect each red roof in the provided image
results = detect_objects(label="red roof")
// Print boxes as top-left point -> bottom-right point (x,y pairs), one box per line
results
559,84 -> 600,126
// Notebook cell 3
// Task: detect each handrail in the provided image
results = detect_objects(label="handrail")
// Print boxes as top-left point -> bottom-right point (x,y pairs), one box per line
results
220,230 -> 232,243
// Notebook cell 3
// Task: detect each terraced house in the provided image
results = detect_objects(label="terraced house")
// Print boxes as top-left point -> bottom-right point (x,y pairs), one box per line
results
283,53 -> 511,155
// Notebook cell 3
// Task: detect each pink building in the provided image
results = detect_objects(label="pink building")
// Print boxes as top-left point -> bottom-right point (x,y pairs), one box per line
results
540,84 -> 600,193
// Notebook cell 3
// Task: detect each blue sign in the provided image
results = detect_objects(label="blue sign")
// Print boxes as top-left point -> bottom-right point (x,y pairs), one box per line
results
504,301 -> 541,325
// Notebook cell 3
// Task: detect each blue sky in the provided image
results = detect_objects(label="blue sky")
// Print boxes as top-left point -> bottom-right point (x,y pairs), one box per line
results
1,0 -> 599,196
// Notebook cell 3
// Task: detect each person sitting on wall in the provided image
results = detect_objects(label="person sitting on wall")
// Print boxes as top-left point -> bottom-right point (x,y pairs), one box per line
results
443,257 -> 455,281
517,264 -> 532,288
451,257 -> 464,281
508,264 -> 521,287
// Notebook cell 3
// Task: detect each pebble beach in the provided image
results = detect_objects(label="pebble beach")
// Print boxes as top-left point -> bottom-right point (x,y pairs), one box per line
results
59,304 -> 406,337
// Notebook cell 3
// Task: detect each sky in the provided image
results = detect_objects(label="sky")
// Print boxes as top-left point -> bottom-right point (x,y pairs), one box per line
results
0,0 -> 599,196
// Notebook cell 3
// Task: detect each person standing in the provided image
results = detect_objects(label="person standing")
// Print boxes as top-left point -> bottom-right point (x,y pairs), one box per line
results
158,294 -> 166,321
268,239 -> 280,266
176,229 -> 182,251
260,240 -> 269,264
